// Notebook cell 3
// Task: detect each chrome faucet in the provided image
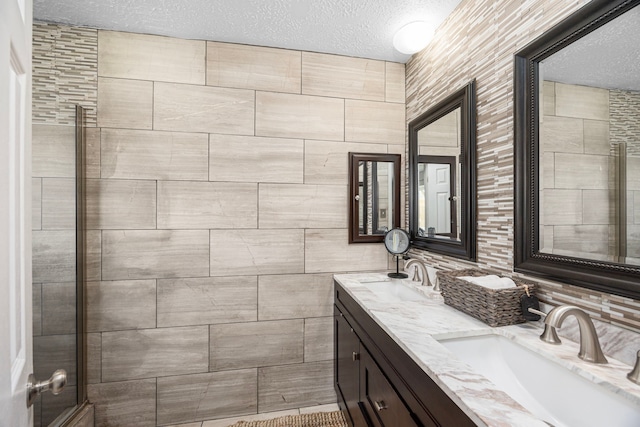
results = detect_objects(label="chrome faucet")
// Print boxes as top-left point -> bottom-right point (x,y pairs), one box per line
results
540,305 -> 608,364
404,259 -> 430,286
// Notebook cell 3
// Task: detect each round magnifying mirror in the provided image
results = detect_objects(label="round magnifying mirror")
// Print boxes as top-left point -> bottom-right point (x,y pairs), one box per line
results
384,228 -> 410,278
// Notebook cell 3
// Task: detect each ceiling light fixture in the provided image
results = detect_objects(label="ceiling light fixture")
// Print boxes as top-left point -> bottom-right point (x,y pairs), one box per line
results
393,21 -> 434,55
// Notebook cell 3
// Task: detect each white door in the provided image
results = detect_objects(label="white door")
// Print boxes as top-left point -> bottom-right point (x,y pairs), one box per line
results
426,163 -> 451,234
0,0 -> 33,426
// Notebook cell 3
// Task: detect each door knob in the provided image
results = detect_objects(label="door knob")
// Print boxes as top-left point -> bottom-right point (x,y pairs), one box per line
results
27,369 -> 67,407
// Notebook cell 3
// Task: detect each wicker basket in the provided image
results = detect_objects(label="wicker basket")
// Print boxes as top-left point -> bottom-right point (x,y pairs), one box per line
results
437,268 -> 537,327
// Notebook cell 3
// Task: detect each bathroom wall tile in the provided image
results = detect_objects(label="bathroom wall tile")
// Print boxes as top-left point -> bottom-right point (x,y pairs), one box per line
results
541,152 -> 555,189
552,225 -> 610,256
304,140 -> 386,185
33,283 -> 42,337
157,369 -> 257,425
541,189 -> 582,225
258,361 -> 335,412
542,81 -> 555,116
32,230 -> 76,283
102,230 -> 210,280
42,385 -> 77,426
258,183 -> 347,229
86,179 -> 157,229
154,82 -> 254,135
540,115 -> 584,154
583,190 -> 615,225
626,225 -> 640,258
86,280 -> 156,332
41,178 -> 76,229
258,274 -> 333,320
101,326 -> 209,382
304,317 -> 334,362
626,156 -> 640,191
301,52 -> 384,101
98,30 -> 205,84
385,62 -> 405,103
32,124 -> 76,178
88,379 -> 156,427
32,178 -> 42,230
207,42 -> 301,93
157,181 -> 257,229
101,128 -> 209,181
555,82 -> 609,121
97,77 -> 153,129
304,229 -> 388,273
85,127 -> 101,179
583,120 -> 609,155
554,153 -> 609,190
157,276 -> 257,327
345,99 -> 405,144
209,134 -> 304,184
42,282 -> 76,335
255,92 -> 344,141
34,334 -> 77,386
86,230 -> 101,282
87,332 -> 101,384
418,109 -> 459,148
209,320 -> 303,371
209,229 -> 304,276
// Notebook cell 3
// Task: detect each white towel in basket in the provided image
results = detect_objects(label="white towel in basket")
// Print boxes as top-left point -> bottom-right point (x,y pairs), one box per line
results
459,275 -> 517,290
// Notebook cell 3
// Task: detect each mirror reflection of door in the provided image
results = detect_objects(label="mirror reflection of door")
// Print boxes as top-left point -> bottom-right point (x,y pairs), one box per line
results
418,156 -> 457,238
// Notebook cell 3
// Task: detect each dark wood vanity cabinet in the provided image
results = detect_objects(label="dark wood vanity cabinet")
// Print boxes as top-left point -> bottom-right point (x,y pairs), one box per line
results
334,281 -> 477,427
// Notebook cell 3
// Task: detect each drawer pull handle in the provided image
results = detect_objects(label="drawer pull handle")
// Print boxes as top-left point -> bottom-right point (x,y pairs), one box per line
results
352,352 -> 360,361
374,400 -> 387,411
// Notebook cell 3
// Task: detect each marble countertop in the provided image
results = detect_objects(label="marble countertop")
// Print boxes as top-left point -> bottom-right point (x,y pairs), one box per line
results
333,272 -> 640,427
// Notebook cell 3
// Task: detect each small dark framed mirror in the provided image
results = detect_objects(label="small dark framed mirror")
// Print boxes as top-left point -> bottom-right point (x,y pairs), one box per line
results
409,81 -> 477,260
514,0 -> 640,299
349,153 -> 401,243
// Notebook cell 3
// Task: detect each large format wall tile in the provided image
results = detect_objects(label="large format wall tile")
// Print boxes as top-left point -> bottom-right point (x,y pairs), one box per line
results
102,230 -> 210,280
32,124 -> 75,178
41,178 -> 75,229
303,140 -> 386,185
258,361 -> 335,412
98,30 -> 205,84
258,274 -> 333,320
86,280 -> 156,332
97,77 -> 153,129
101,326 -> 209,382
154,82 -> 254,134
555,82 -> 609,121
582,190 -> 614,225
209,134 -> 304,184
32,230 -> 76,283
86,179 -> 157,229
554,153 -> 609,190
32,178 -> 42,230
258,183 -> 346,229
41,282 -> 76,335
87,333 -> 101,384
583,120 -> 610,155
304,229 -> 388,273
542,189 -> 582,225
85,127 -> 101,179
33,283 -> 42,337
255,92 -> 344,141
157,181 -> 257,229
301,52 -> 384,101
209,320 -> 303,371
101,129 -> 209,181
541,116 -> 584,154
207,42 -> 301,93
303,317 -> 334,362
86,230 -> 101,282
209,229 -> 304,276
88,379 -> 156,427
345,99 -> 405,144
157,276 -> 257,327
552,225 -> 610,256
34,334 -> 77,386
157,369 -> 258,425
385,62 -> 405,103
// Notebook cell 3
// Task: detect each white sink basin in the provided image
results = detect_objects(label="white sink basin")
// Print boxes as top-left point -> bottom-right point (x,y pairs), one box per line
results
438,334 -> 640,427
363,281 -> 426,303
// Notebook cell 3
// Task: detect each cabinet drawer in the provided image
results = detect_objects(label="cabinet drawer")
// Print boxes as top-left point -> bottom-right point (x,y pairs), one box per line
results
360,345 -> 418,427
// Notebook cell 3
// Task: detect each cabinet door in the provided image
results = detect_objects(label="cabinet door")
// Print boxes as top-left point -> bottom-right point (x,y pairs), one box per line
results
335,308 -> 366,426
360,346 -> 422,427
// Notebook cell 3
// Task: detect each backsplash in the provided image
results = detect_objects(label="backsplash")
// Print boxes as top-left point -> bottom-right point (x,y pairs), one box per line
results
405,0 -> 640,334
32,22 -> 406,426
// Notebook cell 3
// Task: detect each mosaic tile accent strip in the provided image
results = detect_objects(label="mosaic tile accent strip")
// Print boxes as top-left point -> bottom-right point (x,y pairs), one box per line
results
610,89 -> 640,156
33,23 -> 97,126
405,0 -> 640,332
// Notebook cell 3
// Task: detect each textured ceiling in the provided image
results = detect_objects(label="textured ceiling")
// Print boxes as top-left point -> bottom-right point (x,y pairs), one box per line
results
33,0 -> 463,63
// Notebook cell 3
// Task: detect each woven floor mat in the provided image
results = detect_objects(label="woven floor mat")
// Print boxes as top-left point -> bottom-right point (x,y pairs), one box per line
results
226,411 -> 348,427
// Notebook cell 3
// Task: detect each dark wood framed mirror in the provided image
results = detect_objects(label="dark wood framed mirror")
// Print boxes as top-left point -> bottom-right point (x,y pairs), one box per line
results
408,81 -> 477,260
514,0 -> 640,299
348,153 -> 401,243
